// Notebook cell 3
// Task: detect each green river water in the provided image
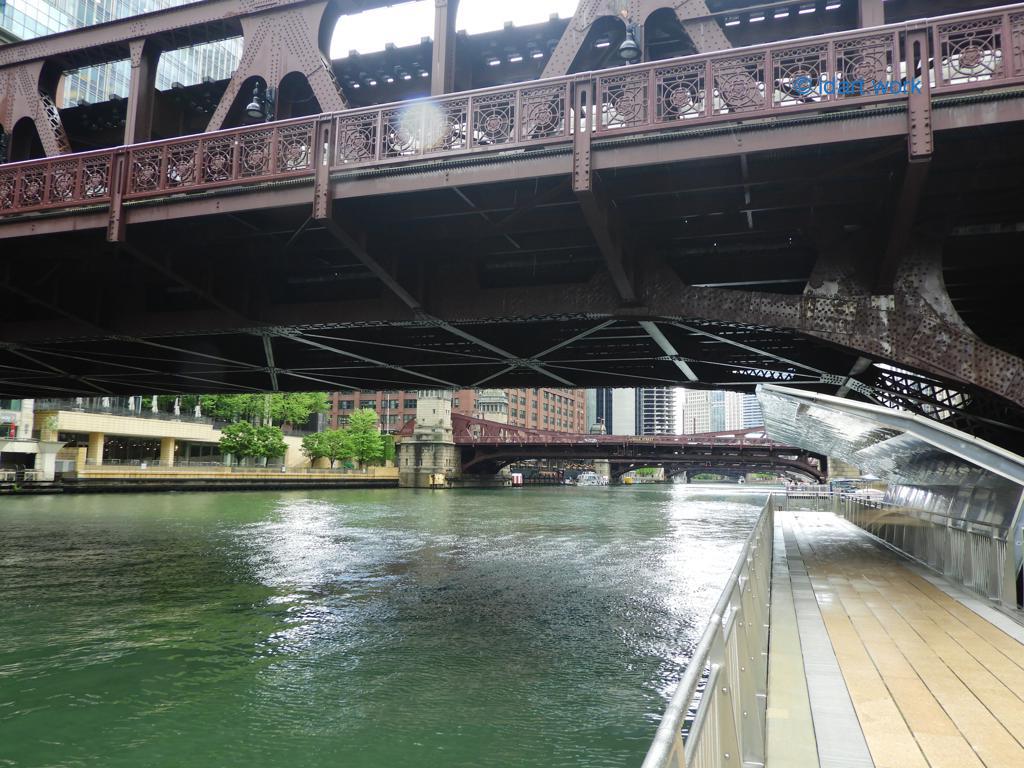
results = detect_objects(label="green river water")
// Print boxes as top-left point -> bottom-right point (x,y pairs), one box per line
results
0,486 -> 764,768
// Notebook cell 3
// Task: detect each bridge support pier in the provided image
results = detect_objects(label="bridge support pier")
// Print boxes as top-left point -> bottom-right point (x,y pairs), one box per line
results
397,390 -> 459,488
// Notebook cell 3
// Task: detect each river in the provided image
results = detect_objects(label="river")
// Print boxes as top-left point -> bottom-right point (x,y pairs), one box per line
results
0,486 -> 765,768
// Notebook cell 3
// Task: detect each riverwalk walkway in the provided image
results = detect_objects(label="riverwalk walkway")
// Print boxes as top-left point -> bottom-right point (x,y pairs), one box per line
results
767,510 -> 1024,768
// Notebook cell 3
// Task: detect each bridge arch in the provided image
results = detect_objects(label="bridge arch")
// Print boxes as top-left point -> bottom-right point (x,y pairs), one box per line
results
8,117 -> 45,162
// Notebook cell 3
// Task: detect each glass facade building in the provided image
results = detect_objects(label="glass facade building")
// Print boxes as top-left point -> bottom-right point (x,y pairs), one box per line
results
0,1 -> 241,106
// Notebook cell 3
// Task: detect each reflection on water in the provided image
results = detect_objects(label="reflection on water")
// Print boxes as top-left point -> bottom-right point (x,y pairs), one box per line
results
0,486 -> 764,768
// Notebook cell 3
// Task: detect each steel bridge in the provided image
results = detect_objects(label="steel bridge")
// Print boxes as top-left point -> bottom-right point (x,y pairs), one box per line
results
396,413 -> 827,479
1,1 -> 1023,452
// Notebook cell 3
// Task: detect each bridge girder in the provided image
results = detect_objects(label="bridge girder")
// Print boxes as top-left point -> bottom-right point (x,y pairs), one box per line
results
1,2 -> 1023,452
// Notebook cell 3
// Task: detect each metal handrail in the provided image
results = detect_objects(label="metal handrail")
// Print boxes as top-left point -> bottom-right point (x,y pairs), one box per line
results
642,493 -> 775,768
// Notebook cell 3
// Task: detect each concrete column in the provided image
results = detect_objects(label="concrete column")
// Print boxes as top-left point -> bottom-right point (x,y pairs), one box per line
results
160,436 -> 176,467
125,39 -> 161,146
87,432 -> 105,466
431,0 -> 459,96
20,398 -> 36,439
38,421 -> 59,442
858,0 -> 884,28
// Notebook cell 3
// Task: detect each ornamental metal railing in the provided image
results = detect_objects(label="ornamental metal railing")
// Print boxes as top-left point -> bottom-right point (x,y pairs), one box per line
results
641,493 -> 774,768
2,3 -> 1024,216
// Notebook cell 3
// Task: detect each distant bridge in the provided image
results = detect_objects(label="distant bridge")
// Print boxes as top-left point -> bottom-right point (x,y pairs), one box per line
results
397,413 -> 827,482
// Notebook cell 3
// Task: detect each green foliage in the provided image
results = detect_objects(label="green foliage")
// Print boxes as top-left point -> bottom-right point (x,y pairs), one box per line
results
219,421 -> 256,459
253,425 -> 287,460
301,431 -> 327,463
200,393 -> 328,426
219,421 -> 286,461
299,410 -> 386,469
301,429 -> 353,468
635,467 -> 659,476
345,409 -> 384,467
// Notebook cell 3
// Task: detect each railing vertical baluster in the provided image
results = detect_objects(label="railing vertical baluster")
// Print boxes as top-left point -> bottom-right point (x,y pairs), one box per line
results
827,39 -> 837,100
231,131 -> 242,182
931,20 -> 944,89
73,156 -> 84,202
40,160 -> 51,207
374,110 -> 384,161
269,126 -> 279,175
648,65 -> 657,129
514,85 -> 523,145
705,59 -> 715,117
764,48 -> 774,113
1002,12 -> 1013,80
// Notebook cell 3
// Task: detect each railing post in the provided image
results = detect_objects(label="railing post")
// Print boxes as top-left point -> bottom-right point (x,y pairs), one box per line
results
312,116 -> 335,222
106,149 -> 129,243
1003,493 -> 1024,610
906,27 -> 933,161
571,76 -> 594,194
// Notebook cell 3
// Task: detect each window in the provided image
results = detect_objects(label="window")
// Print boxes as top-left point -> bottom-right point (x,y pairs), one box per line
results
339,400 -> 355,410
453,398 -> 460,407
383,400 -> 400,410
360,400 -> 377,409
403,399 -> 417,409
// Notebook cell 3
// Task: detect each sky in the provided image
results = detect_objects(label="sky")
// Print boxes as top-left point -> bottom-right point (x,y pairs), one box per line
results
330,0 -> 580,58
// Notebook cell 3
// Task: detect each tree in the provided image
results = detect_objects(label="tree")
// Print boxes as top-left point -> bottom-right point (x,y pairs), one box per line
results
253,425 -> 287,462
219,421 -> 257,461
273,392 -> 329,426
302,428 -> 354,468
200,393 -> 328,426
345,409 -> 384,467
301,431 -> 328,465
323,429 -> 353,468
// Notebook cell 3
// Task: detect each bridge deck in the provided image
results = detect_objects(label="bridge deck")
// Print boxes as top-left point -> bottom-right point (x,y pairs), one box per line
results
767,511 -> 1024,768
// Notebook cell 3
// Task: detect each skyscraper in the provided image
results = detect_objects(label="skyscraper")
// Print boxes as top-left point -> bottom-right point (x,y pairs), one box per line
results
586,387 -> 614,433
637,387 -> 677,435
742,394 -> 763,428
0,1 -> 241,106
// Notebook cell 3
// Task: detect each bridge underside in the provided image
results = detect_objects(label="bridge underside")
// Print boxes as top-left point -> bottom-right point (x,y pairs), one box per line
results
467,448 -> 825,483
1,97 -> 1023,450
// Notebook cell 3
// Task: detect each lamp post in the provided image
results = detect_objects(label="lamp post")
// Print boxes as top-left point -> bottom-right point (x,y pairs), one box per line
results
245,82 -> 276,122
619,22 -> 641,63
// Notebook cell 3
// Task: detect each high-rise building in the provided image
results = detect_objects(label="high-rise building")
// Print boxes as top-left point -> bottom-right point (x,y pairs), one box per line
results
610,388 -> 637,436
586,387 -> 614,433
742,394 -> 763,428
682,389 -> 710,435
682,389 -> 756,434
637,387 -> 677,435
0,1 -> 241,106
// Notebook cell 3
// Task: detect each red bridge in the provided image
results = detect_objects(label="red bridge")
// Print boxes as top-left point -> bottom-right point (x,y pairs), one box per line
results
1,1 -> 1023,457
398,413 -> 827,481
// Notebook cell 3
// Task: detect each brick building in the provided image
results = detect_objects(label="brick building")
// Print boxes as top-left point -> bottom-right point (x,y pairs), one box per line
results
327,388 -> 586,433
